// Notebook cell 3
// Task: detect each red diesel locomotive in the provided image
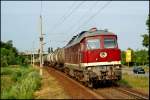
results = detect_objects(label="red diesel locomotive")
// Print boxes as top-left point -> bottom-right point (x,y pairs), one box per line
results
38,27 -> 122,88
63,28 -> 121,87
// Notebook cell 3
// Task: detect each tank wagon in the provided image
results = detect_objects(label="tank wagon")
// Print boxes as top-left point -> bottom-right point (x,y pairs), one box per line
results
46,48 -> 65,69
42,28 -> 122,88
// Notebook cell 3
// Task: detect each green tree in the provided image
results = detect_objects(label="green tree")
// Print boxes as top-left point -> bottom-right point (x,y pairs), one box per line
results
146,15 -> 149,31
142,34 -> 149,48
48,47 -> 51,53
1,40 -> 29,67
51,47 -> 53,52
48,47 -> 53,53
135,49 -> 148,65
7,49 -> 16,65
121,50 -> 126,65
141,15 -> 149,49
1,48 -> 9,67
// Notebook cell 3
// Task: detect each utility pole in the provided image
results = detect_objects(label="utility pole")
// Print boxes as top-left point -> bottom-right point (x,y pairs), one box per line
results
39,15 -> 44,76
39,1 -> 45,76
32,41 -> 35,67
30,51 -> 32,65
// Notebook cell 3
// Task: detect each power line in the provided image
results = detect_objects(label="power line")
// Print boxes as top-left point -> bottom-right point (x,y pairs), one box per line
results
66,1 -> 99,35
58,1 -> 85,27
40,0 -> 43,15
52,1 -> 85,33
50,1 -> 76,32
73,1 -> 111,34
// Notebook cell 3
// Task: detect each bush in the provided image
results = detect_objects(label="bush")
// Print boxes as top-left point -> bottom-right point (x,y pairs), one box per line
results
7,71 -> 41,99
1,67 -> 13,75
1,66 -> 41,99
1,40 -> 30,67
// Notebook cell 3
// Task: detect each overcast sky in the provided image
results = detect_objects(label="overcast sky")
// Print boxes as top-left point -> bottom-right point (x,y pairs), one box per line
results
1,1 -> 149,52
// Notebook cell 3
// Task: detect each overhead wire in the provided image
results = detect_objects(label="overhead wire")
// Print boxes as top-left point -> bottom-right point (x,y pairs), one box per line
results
40,0 -> 42,16
50,1 -> 76,32
73,1 -> 111,34
66,1 -> 99,35
44,1 -> 76,48
52,1 -> 85,33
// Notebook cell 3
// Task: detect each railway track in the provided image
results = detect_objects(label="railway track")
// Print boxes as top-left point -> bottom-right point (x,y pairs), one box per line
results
44,66 -> 104,99
94,86 -> 149,99
43,66 -> 149,99
115,87 -> 149,99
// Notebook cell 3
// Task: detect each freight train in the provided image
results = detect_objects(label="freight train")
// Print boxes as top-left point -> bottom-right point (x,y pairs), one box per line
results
35,27 -> 122,88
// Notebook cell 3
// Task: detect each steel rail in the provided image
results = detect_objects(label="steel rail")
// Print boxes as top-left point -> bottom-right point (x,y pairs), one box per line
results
115,87 -> 149,99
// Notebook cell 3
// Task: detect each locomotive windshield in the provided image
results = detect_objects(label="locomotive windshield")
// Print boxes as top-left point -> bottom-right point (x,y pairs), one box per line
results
86,39 -> 100,50
104,38 -> 117,48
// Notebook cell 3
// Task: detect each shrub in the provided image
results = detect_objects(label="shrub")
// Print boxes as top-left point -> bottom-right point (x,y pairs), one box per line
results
1,67 -> 13,75
1,66 -> 41,99
8,71 -> 41,99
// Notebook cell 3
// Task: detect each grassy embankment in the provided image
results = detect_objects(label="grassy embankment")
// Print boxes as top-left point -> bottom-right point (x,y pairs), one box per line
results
118,72 -> 149,94
1,65 -> 41,99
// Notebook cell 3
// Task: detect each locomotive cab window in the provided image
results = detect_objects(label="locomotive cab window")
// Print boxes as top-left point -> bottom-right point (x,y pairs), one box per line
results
104,38 -> 117,48
86,39 -> 100,50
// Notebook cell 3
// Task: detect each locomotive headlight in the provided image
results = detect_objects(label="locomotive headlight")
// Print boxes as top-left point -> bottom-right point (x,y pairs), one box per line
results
100,52 -> 107,58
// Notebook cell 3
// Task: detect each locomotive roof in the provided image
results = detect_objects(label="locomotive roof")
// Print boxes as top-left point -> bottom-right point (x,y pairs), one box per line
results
64,29 -> 116,48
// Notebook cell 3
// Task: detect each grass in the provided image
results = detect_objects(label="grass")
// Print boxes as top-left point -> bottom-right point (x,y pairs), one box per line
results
34,68 -> 70,99
142,66 -> 149,72
1,65 -> 41,99
118,73 -> 149,94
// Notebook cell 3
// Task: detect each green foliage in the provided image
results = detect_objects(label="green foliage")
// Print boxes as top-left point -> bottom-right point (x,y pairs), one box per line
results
135,49 -> 149,65
1,40 -> 29,67
1,67 -> 13,75
1,66 -> 41,99
146,15 -> 149,31
121,49 -> 149,66
121,51 -> 126,64
7,71 -> 41,99
118,73 -> 149,93
48,47 -> 51,53
48,47 -> 53,53
141,15 -> 149,49
118,78 -> 129,86
141,34 -> 149,48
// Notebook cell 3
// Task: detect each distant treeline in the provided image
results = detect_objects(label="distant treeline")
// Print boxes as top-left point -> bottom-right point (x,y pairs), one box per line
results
121,15 -> 149,66
1,40 -> 29,67
121,48 -> 149,66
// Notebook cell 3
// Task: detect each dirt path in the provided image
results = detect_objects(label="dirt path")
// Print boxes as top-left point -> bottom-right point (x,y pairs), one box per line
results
34,66 -> 104,99
34,67 -> 70,99
45,67 -> 104,99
